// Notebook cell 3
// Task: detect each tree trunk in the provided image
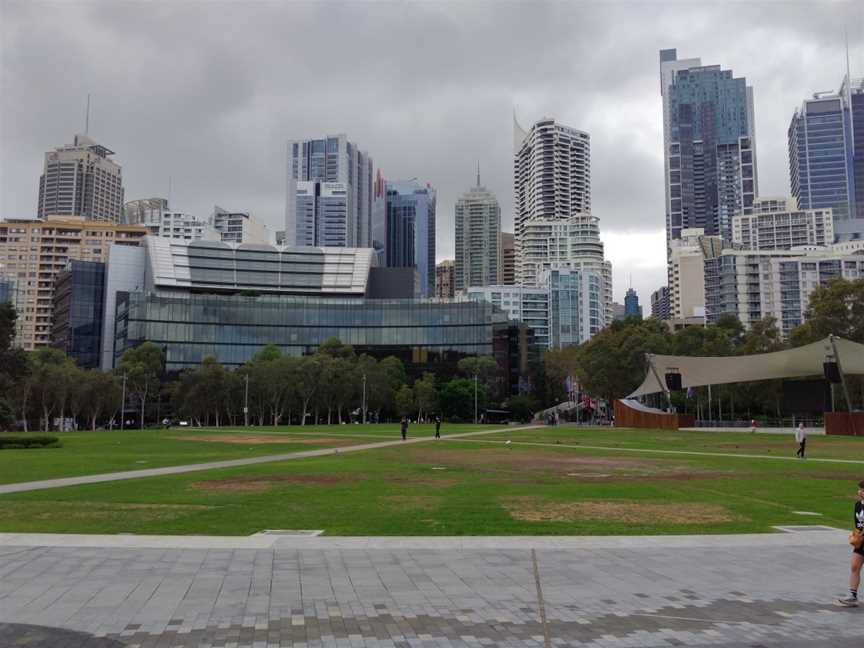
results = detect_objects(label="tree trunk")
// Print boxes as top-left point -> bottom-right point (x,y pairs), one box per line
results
140,396 -> 147,429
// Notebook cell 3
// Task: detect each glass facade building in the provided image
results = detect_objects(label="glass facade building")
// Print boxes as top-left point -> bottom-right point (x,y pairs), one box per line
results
384,180 -> 436,297
51,260 -> 106,368
788,76 -> 864,240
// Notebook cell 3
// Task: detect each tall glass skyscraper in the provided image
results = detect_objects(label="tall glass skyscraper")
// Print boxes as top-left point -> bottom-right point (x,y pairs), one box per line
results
384,180 -> 436,297
788,75 -> 864,241
454,168 -> 501,291
659,49 -> 758,243
285,134 -> 373,247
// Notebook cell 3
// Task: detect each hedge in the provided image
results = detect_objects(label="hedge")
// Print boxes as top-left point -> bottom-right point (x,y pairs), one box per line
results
0,435 -> 61,449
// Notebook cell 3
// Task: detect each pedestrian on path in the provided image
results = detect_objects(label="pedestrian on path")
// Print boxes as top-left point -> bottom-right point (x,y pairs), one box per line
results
795,422 -> 807,458
400,416 -> 408,441
837,480 -> 864,607
434,415 -> 441,439
750,419 -> 757,434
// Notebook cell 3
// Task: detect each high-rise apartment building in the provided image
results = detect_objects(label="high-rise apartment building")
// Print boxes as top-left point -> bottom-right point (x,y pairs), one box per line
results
514,117 -> 591,282
285,134 -> 373,248
501,232 -> 515,285
651,286 -> 670,320
38,134 -> 125,222
705,241 -> 864,335
435,260 -> 455,299
454,170 -> 501,290
732,197 -> 834,250
659,49 -> 758,243
668,228 -> 726,320
788,75 -> 864,240
384,180 -> 436,297
0,216 -> 147,349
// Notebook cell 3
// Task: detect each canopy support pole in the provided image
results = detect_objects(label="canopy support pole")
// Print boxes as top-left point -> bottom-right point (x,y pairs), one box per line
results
831,334 -> 858,435
647,354 -> 672,412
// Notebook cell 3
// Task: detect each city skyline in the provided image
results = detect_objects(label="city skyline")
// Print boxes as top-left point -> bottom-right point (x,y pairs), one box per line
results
2,1 -> 863,302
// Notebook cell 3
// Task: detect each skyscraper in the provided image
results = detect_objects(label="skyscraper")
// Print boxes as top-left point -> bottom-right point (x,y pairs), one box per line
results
385,179 -> 436,297
788,75 -> 864,240
513,117 -> 590,282
500,232 -> 515,285
38,134 -> 124,222
624,288 -> 642,319
285,134 -> 373,247
659,49 -> 758,243
435,260 -> 455,298
454,167 -> 501,290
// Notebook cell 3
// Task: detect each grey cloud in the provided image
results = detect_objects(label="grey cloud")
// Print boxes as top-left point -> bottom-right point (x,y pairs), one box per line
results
2,0 -> 861,302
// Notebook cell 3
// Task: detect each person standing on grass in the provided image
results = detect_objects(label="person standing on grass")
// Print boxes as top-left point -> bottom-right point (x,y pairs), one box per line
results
751,419 -> 757,434
400,416 -> 408,441
434,414 -> 441,439
837,480 -> 864,607
795,422 -> 807,458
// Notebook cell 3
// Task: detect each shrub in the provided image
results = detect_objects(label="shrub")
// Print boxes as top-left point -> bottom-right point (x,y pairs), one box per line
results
0,435 -> 61,449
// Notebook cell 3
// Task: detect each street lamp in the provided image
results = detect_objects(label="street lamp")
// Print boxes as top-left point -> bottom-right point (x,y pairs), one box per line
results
474,373 -> 478,425
243,373 -> 250,427
361,372 -> 367,425
120,371 -> 127,432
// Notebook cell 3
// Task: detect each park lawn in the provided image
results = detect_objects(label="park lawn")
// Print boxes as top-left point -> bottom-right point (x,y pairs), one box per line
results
0,424 -> 505,485
480,426 -> 864,461
0,430 -> 860,536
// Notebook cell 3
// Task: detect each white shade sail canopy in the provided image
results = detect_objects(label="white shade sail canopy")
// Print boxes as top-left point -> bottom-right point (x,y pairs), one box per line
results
628,337 -> 864,398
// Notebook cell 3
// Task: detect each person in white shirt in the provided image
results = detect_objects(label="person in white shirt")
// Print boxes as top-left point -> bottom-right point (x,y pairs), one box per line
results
795,423 -> 807,459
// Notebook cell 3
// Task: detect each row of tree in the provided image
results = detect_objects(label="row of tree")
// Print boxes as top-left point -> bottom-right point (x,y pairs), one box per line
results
545,278 -> 864,417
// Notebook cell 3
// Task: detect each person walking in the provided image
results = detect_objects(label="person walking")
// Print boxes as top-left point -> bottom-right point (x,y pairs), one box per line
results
837,480 -> 864,607
400,416 -> 408,441
750,419 -> 757,434
434,415 -> 441,439
795,422 -> 807,459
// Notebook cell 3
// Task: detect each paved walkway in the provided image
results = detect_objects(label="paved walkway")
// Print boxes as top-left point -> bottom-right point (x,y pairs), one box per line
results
0,426 -> 541,495
0,532 -> 858,647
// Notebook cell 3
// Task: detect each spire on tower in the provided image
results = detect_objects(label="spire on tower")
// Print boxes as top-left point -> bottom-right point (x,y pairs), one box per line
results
85,93 -> 91,135
476,161 -> 480,187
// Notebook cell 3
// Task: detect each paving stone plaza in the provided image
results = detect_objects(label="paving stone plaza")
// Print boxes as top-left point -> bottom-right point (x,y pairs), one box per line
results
0,532 -> 859,647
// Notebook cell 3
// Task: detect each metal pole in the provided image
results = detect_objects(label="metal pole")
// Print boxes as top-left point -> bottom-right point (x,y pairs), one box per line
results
830,334 -> 858,435
474,373 -> 478,425
707,384 -> 712,425
362,372 -> 367,425
646,354 -> 672,411
120,372 -> 127,432
244,373 -> 249,428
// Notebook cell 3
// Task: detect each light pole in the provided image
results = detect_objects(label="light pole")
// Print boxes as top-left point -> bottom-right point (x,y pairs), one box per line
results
361,372 -> 367,425
244,373 -> 250,427
474,373 -> 478,425
120,371 -> 127,432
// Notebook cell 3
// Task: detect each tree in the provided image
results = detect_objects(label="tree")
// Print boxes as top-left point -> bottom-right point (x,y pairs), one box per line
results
789,278 -> 864,345
439,378 -> 486,422
394,385 -> 415,418
81,371 -> 122,431
116,342 -> 164,429
27,348 -> 75,431
505,393 -> 540,423
298,355 -> 323,425
413,372 -> 438,421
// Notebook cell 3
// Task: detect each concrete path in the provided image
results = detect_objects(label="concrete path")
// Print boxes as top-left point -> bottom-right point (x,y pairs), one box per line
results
0,531 -> 858,647
0,425 -> 541,495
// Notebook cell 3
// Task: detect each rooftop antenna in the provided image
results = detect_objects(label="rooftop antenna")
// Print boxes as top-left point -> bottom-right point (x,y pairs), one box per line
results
168,175 -> 173,209
84,93 -> 91,135
476,161 -> 480,187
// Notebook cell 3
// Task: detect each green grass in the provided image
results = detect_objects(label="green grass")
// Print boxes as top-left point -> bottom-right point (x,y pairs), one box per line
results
0,423 -> 503,485
0,425 -> 861,537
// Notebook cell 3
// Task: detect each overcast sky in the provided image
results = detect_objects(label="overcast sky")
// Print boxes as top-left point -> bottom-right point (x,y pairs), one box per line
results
1,1 -> 862,303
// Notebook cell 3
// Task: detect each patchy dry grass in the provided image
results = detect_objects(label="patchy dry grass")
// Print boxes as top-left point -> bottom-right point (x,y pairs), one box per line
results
381,495 -> 442,512
191,473 -> 353,493
502,497 -> 738,525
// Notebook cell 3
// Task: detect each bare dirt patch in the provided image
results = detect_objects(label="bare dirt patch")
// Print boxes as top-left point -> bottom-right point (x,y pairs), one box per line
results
191,473 -> 352,493
396,446 -> 719,481
386,476 -> 460,488
502,497 -> 737,525
171,434 -> 352,446
381,495 -> 442,512
0,501 -> 212,522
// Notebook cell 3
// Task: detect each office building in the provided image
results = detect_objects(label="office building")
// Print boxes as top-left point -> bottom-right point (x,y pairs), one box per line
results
660,49 -> 757,243
624,288 -> 642,318
285,134 -> 373,248
705,241 -> 864,335
38,134 -> 124,223
732,197 -> 833,250
519,215 -> 613,322
51,260 -> 106,368
384,180 -> 436,297
513,117 -> 591,281
124,198 -> 168,226
0,216 -> 147,349
501,232 -> 515,285
454,170 -> 501,290
651,286 -> 670,320
125,198 -> 218,241
612,302 -> 626,321
97,238 -> 530,393
211,206 -> 269,244
668,228 -> 725,320
789,75 -> 864,240
435,260 -> 455,298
